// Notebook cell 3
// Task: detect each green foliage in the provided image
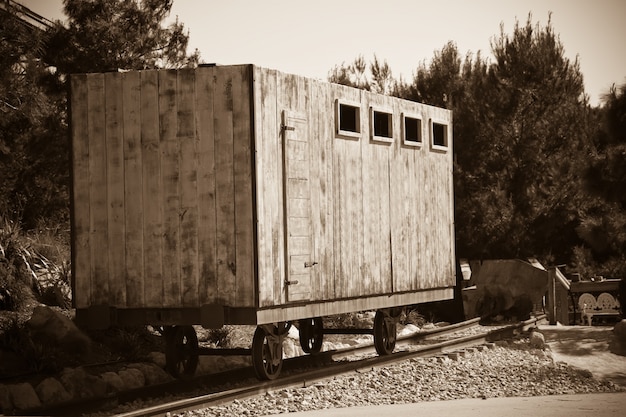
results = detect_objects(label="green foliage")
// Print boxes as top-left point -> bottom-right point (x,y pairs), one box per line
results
0,216 -> 71,310
0,317 -> 68,373
329,14 -> 626,277
86,326 -> 160,361
578,82 -> 626,277
46,0 -> 199,73
328,54 -> 396,95
402,15 -> 592,266
0,11 -> 68,228
0,218 -> 38,311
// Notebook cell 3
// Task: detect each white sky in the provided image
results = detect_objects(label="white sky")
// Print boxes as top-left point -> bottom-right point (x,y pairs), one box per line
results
20,0 -> 626,106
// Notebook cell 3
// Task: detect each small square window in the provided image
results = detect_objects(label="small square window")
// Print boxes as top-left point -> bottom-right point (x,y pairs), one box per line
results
370,106 -> 393,143
402,113 -> 422,147
336,99 -> 361,139
430,119 -> 449,151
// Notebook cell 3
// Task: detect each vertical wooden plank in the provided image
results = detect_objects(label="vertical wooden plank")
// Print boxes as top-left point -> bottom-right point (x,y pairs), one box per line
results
122,71 -> 144,307
331,85 -> 364,299
409,111 -> 422,290
159,70 -> 181,307
177,68 -> 200,307
214,66 -> 237,305
87,74 -> 109,305
232,66 -> 255,306
361,93 -> 395,296
104,72 -> 126,306
70,74 -> 91,309
254,68 -> 282,308
195,66 -> 217,305
308,80 -> 333,301
388,106 -> 406,293
141,70 -> 163,307
346,94 -> 364,298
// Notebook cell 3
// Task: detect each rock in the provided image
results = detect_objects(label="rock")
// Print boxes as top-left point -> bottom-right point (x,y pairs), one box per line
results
118,368 -> 145,390
6,383 -> 41,412
147,351 -> 167,368
127,363 -> 173,385
614,320 -> 626,346
286,325 -> 300,340
398,323 -> 419,337
283,339 -> 302,358
101,371 -> 125,393
530,331 -> 546,349
471,260 -> 547,320
59,367 -> 107,399
26,306 -> 91,354
35,377 -> 72,405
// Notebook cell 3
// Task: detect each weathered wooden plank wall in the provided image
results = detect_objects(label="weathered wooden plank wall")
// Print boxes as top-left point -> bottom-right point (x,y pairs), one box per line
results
255,68 -> 455,309
71,65 -> 256,310
72,65 -> 454,315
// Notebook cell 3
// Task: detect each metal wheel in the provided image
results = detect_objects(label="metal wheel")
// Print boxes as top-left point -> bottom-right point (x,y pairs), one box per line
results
252,323 -> 290,380
299,317 -> 324,354
165,325 -> 199,378
373,310 -> 397,355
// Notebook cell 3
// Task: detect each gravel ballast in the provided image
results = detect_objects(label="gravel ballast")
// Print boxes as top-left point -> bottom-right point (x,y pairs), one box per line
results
177,337 -> 624,417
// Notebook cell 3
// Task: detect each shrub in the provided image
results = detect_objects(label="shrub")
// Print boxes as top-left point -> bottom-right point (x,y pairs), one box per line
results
0,216 -> 71,310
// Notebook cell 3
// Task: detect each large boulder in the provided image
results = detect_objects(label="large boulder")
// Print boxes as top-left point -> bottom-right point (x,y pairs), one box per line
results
101,371 -> 125,393
127,363 -> 173,385
3,383 -> 41,412
35,377 -> 72,406
117,368 -> 145,390
26,306 -> 91,354
529,330 -> 546,349
471,260 -> 548,321
59,367 -> 107,399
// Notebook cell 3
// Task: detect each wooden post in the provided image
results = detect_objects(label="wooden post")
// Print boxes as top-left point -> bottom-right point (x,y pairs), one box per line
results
547,268 -> 557,325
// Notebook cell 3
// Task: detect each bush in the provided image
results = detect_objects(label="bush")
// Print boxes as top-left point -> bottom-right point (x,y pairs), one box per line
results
0,216 -> 71,311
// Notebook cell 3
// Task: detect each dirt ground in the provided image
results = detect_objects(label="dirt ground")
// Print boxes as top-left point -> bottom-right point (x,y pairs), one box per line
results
538,324 -> 626,388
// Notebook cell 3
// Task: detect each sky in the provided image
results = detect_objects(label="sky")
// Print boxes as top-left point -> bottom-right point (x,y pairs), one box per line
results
19,0 -> 626,106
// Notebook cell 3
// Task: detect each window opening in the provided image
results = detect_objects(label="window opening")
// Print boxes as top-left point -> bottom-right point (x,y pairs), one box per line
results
431,120 -> 448,150
373,110 -> 392,138
403,114 -> 422,146
370,107 -> 393,143
336,99 -> 361,138
340,104 -> 359,132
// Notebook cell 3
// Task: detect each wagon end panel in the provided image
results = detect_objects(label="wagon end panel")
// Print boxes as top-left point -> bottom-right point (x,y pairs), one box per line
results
70,65 -> 257,315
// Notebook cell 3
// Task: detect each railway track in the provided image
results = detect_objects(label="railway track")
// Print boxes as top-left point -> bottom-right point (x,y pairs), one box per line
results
35,315 -> 543,417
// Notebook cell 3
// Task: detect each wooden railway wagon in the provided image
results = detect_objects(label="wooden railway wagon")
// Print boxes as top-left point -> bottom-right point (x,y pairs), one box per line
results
69,64 -> 455,379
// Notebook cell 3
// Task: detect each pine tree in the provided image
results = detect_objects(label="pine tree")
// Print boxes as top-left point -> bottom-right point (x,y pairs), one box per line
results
46,0 -> 199,74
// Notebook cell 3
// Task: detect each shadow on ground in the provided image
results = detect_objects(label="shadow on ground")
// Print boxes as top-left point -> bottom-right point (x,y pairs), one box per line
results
539,324 -> 626,388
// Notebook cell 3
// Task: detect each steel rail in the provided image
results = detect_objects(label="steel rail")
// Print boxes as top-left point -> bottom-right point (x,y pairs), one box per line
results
112,315 -> 545,417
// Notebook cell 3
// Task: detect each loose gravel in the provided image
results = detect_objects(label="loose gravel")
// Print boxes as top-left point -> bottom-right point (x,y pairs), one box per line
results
176,337 -> 623,417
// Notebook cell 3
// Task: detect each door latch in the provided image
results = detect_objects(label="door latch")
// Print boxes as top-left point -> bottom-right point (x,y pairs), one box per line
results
304,261 -> 318,268
281,123 -> 295,132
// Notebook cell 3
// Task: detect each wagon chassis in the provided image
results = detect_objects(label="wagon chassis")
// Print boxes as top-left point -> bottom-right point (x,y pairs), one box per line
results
156,307 -> 403,380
